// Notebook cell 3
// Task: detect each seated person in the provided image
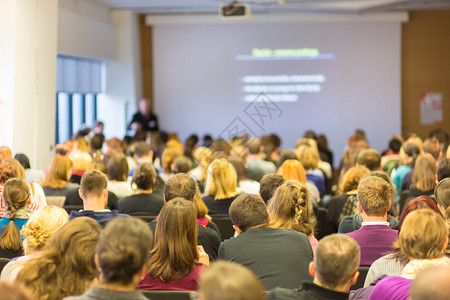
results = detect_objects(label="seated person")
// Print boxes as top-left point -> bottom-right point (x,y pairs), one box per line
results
259,174 -> 285,204
219,194 -> 313,290
119,163 -> 164,215
69,170 -> 128,227
409,266 -> 450,300
267,234 -> 360,300
42,154 -> 79,197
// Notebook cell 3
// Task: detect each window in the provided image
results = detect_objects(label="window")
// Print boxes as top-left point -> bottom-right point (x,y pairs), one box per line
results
55,55 -> 102,144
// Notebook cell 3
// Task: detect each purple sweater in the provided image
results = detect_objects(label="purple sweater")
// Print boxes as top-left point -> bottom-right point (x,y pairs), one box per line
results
367,276 -> 412,300
346,224 -> 397,266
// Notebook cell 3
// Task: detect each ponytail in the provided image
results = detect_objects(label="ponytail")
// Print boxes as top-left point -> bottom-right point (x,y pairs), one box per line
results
293,183 -> 316,237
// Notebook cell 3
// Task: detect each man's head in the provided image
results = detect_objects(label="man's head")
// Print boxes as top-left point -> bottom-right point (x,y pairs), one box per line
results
163,173 -> 196,202
357,175 -> 392,217
79,169 -> 108,200
410,266 -> 450,300
437,159 -> 450,182
133,142 -> 152,160
311,234 -> 360,291
246,138 -> 261,155
229,194 -> 268,233
139,99 -> 151,115
259,174 -> 285,203
356,149 -> 381,171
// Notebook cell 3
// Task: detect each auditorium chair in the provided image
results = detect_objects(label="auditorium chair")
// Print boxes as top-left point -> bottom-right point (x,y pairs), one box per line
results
399,190 -> 410,214
350,266 -> 370,290
212,216 -> 235,241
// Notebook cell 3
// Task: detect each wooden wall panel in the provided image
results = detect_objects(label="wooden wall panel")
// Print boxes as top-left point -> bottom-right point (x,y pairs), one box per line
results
139,14 -> 154,109
402,10 -> 450,139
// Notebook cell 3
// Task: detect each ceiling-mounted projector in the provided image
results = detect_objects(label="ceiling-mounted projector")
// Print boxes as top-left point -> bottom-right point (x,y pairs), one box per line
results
220,1 -> 250,20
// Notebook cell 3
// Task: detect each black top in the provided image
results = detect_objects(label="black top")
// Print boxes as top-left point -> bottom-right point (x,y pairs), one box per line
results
202,194 -> 239,216
267,281 -> 349,300
218,227 -> 313,290
326,193 -> 351,233
401,170 -> 413,191
118,193 -> 165,215
69,210 -> 129,227
149,220 -> 220,261
128,112 -> 159,132
0,248 -> 23,259
65,189 -> 119,210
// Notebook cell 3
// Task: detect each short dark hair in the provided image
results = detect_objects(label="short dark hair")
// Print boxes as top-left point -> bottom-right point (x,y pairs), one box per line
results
259,174 -> 285,203
356,149 -> 381,171
90,134 -> 105,151
172,156 -> 193,174
389,137 -> 403,153
164,173 -> 196,201
132,163 -> 156,190
229,194 -> 268,232
104,152 -> 128,181
14,153 -> 30,169
80,169 -> 108,198
97,217 -> 152,285
437,159 -> 450,182
134,142 -> 151,158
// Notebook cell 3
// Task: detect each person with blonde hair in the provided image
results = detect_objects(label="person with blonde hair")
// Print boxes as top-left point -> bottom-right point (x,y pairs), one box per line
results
296,144 -> 325,196
139,199 -> 209,290
267,180 -> 318,251
42,154 -> 79,196
198,261 -> 267,300
1,205 -> 69,282
0,178 -> 32,259
159,146 -> 182,182
189,146 -> 212,184
277,159 -> 320,203
405,153 -> 437,202
69,151 -> 92,184
0,146 -> 12,163
16,217 -> 101,300
202,159 -> 239,216
368,209 -> 450,300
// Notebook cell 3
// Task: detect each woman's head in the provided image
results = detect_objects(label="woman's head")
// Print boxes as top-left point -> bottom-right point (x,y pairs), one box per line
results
205,159 -> 237,200
0,146 -> 12,163
21,205 -> 69,254
277,159 -> 306,184
412,154 -> 437,191
3,158 -> 26,180
14,154 -> 30,170
228,156 -> 248,182
398,196 -> 441,232
435,178 -> 450,220
339,165 -> 371,193
0,163 -> 17,185
97,217 -> 153,286
42,154 -> 73,188
267,180 -> 316,236
149,198 -> 199,282
17,217 -> 101,300
395,209 -> 447,259
161,147 -> 182,174
132,163 -> 156,191
104,151 -> 128,181
295,144 -> 319,170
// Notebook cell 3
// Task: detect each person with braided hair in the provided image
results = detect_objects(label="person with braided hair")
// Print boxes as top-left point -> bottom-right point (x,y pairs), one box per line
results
267,180 -> 318,252
0,178 -> 32,259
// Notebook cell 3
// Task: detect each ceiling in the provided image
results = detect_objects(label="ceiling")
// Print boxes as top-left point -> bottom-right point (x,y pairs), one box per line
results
94,0 -> 450,14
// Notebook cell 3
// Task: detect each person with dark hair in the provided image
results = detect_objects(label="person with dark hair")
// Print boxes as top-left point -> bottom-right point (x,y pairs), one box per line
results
139,199 -> 209,290
13,153 -> 45,185
356,149 -> 381,171
13,154 -> 30,169
423,137 -> 442,162
65,217 -> 152,300
267,234 -> 360,300
129,141 -> 153,177
118,163 -> 164,215
228,156 -> 260,194
437,158 -> 450,182
219,194 -> 313,290
104,152 -> 132,198
89,133 -> 105,161
69,170 -> 128,227
128,99 -> 159,133
259,174 -> 285,204
172,156 -> 193,174
184,134 -> 199,161
246,138 -> 277,182
381,135 -> 403,175
392,142 -> 420,199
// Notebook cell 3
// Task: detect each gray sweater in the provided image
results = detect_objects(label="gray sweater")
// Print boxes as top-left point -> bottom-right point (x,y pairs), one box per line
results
363,253 -> 405,287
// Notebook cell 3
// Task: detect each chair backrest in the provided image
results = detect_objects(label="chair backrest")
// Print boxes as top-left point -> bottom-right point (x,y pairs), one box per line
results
350,266 -> 370,290
212,216 -> 235,241
63,205 -> 84,214
140,290 -> 194,300
0,257 -> 11,273
46,196 -> 66,207
314,207 -> 335,239
399,190 -> 410,214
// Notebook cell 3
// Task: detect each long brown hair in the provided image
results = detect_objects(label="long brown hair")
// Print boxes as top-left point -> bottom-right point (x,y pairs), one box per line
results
412,154 -> 437,191
148,198 -> 199,282
267,180 -> 316,237
16,217 -> 101,300
0,178 -> 30,251
42,154 -> 73,189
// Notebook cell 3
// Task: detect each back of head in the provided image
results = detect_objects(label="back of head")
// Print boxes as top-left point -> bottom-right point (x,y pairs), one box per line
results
17,217 -> 101,300
134,141 -> 151,158
90,133 -> 105,151
14,154 -> 30,169
296,144 -> 319,170
150,198 -> 198,282
205,159 -> 238,199
403,143 -> 421,167
211,139 -> 232,156
198,261 -> 266,300
3,158 -> 26,180
424,138 -> 441,160
132,163 -> 156,191
437,159 -> 450,182
71,152 -> 92,173
339,165 -> 370,194
246,138 -> 261,155
0,163 -> 17,184
22,205 -> 69,254
172,156 -> 193,174
229,194 -> 268,232
228,156 -> 247,182
277,159 -> 306,184
106,138 -> 126,154
314,234 -> 360,290
398,196 -> 441,232
0,178 -> 30,251
388,135 -> 403,153
410,266 -> 450,300
42,154 -> 73,188
97,217 -> 153,285
435,178 -> 450,220
80,169 -> 108,199
267,180 -> 316,236
277,150 -> 298,168
357,175 -> 392,216
164,173 -> 196,201
356,149 -> 381,171
161,147 -> 182,173
259,174 -> 285,203
0,146 -> 12,163
104,151 -> 128,181
395,209 -> 447,259
412,154 -> 437,191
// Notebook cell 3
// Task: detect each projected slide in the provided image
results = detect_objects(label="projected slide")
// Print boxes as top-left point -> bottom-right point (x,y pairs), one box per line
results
236,47 -> 335,102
